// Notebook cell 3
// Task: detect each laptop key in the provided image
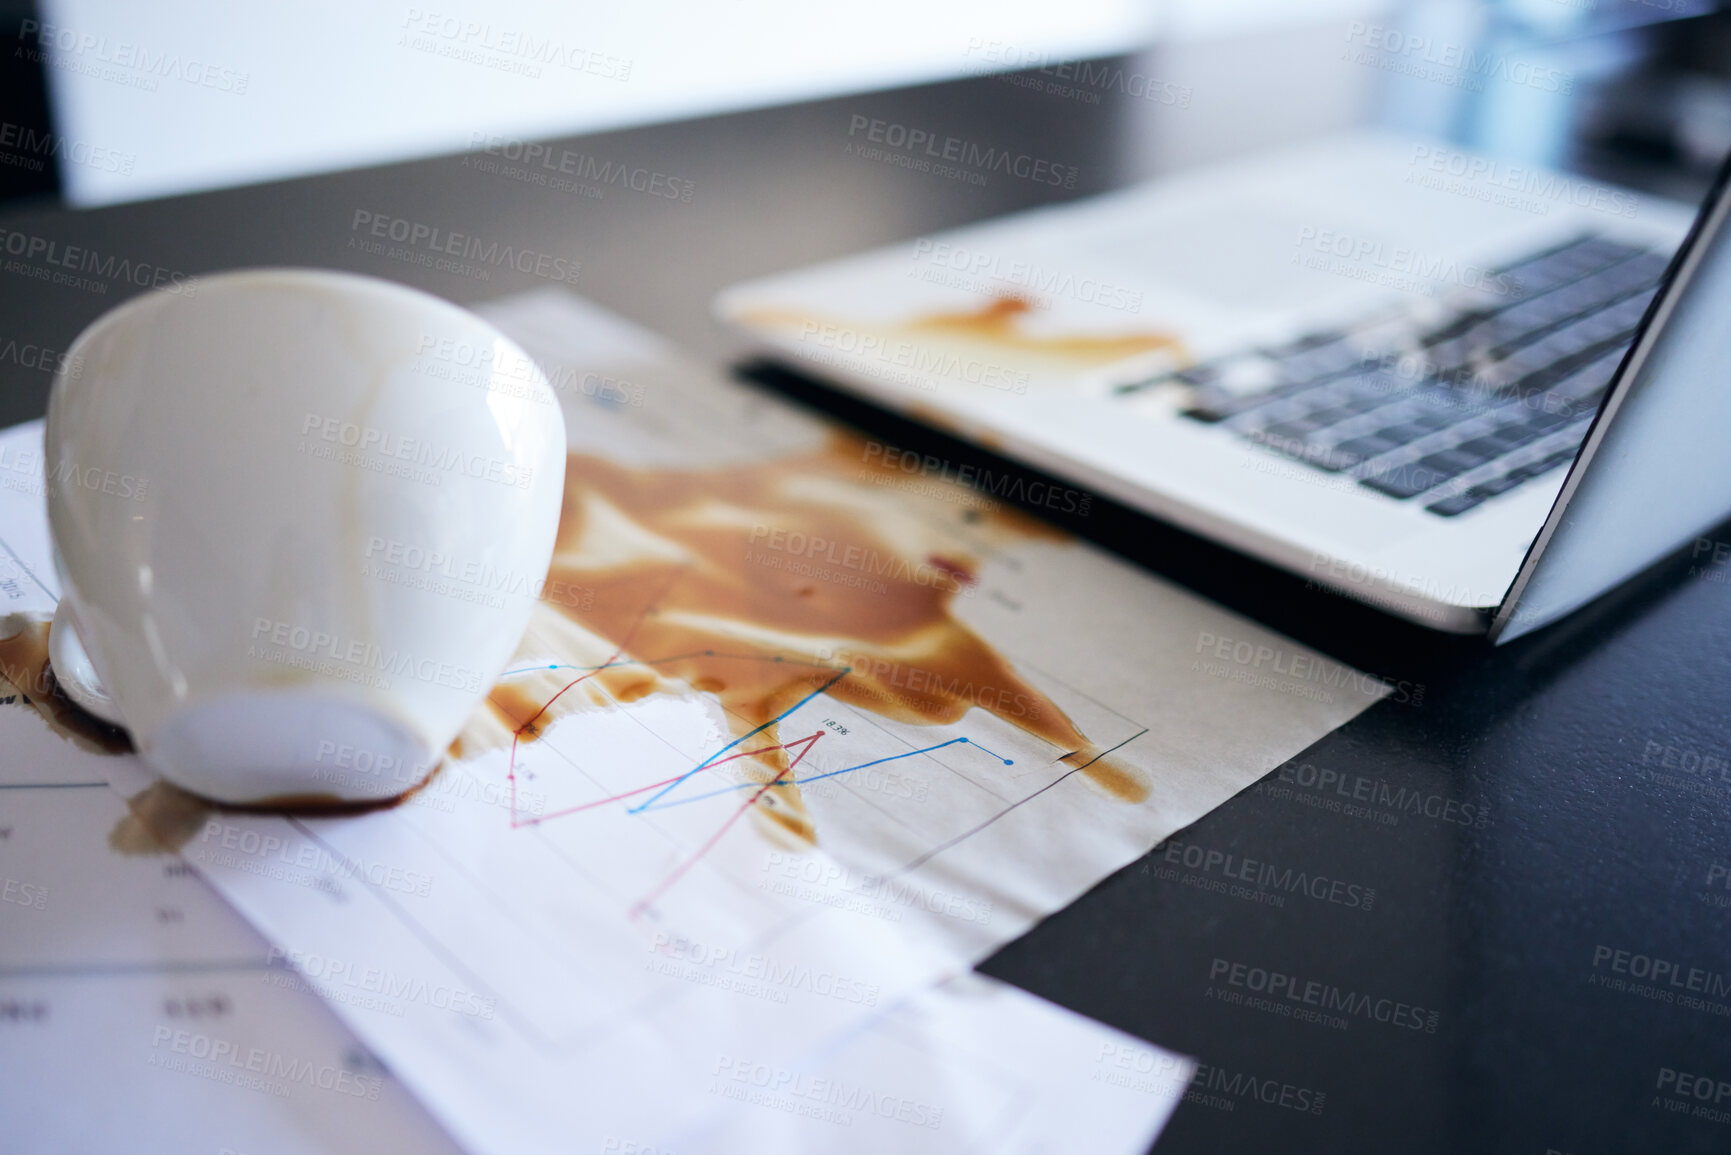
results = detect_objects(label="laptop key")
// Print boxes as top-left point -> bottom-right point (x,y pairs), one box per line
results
1413,447 -> 1495,478
1503,408 -> 1576,439
1483,423 -> 1545,451
1258,419 -> 1327,443
1470,472 -> 1526,498
1426,491 -> 1487,517
1274,342 -> 1368,383
1423,446 -> 1572,516
1176,233 -> 1667,507
1332,434 -> 1402,461
1184,387 -> 1274,422
1505,448 -> 1577,482
1453,434 -> 1517,459
1359,462 -> 1451,499
1373,417 -> 1450,446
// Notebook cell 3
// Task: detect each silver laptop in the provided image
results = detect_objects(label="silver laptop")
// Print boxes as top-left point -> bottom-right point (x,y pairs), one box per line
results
716,132 -> 1731,641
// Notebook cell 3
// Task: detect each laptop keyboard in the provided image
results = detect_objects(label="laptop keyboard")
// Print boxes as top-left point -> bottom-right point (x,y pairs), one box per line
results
1121,235 -> 1671,517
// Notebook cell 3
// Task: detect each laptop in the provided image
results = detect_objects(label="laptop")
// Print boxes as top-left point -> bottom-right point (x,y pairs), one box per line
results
715,132 -> 1731,641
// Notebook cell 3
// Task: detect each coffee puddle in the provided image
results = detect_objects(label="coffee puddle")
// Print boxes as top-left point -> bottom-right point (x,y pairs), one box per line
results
740,293 -> 1185,369
108,779 -> 212,855
6,426 -> 1149,849
1,617 -> 440,852
0,618 -> 131,755
463,431 -> 1148,844
906,295 -> 1183,362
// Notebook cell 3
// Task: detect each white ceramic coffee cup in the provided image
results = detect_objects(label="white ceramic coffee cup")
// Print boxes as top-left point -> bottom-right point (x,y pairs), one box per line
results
45,269 -> 565,804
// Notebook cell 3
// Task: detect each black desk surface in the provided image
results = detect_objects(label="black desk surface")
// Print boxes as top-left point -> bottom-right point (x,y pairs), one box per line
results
3,62 -> 1727,1155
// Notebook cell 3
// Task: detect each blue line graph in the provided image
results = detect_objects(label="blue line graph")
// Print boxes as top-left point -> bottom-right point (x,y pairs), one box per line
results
642,736 -> 1013,812
627,668 -> 850,814
498,650 -> 1016,818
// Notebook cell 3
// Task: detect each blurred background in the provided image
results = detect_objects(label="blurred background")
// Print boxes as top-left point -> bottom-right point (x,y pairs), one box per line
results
1,0 -> 1728,208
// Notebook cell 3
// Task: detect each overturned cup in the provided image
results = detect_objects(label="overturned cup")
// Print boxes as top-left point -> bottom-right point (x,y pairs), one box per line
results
45,269 -> 565,805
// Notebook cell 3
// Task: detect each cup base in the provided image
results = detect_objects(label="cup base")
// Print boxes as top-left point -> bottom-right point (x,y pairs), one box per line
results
145,692 -> 438,806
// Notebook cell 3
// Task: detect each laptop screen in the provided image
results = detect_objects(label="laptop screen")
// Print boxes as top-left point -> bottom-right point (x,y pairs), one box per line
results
709,3 -> 1731,634
1495,151 -> 1731,641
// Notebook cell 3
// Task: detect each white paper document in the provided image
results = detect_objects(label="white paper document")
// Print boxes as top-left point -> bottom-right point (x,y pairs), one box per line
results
1,289 -> 1386,1152
0,702 -> 467,1155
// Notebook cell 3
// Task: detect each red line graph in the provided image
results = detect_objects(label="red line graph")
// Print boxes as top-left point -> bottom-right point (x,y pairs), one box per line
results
511,732 -> 824,829
505,649 -> 622,827
499,566 -> 837,916
628,731 -> 822,920
505,566 -> 684,828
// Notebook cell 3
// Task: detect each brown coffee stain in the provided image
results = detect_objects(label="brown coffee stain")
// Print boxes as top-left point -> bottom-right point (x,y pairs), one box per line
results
905,295 -> 1184,363
0,617 -> 131,754
238,772 -> 449,814
105,775 -> 450,854
740,294 -> 1185,370
108,779 -> 210,855
462,431 -> 1148,844
2,616 -> 441,832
